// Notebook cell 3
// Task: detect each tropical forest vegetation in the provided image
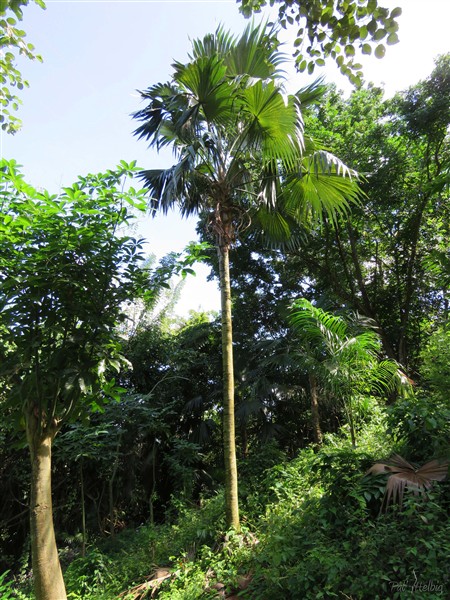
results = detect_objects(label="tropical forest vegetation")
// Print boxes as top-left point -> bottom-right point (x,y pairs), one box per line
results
0,1 -> 449,599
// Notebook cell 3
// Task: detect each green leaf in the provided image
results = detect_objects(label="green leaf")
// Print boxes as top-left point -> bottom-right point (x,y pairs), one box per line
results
387,32 -> 399,45
390,7 -> 402,18
344,45 -> 355,57
374,44 -> 386,59
366,18 -> 377,35
373,28 -> 387,41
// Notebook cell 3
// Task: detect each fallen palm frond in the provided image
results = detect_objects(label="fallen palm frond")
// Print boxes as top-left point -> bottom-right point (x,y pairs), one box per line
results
117,568 -> 172,600
366,454 -> 449,513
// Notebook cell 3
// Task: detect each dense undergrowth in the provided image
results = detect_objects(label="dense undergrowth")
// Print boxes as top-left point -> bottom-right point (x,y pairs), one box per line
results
5,397 -> 449,600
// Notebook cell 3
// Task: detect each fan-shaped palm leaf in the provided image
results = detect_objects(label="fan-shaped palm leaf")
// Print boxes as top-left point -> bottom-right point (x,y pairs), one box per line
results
133,82 -> 187,149
190,25 -> 236,62
253,205 -> 292,243
239,81 -> 302,166
283,153 -> 361,224
294,78 -> 328,107
367,454 -> 449,512
225,22 -> 286,80
174,55 -> 234,125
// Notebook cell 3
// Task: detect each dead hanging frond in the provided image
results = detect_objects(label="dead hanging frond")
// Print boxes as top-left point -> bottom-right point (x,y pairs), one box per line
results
207,201 -> 251,248
366,454 -> 449,513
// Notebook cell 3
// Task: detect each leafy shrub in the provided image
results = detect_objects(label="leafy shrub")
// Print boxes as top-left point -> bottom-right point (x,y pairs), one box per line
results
420,325 -> 450,402
157,527 -> 256,599
387,394 -> 450,461
65,549 -> 115,599
245,427 -> 449,599
14,403 -> 448,599
238,441 -> 288,525
165,491 -> 226,552
63,492 -> 227,599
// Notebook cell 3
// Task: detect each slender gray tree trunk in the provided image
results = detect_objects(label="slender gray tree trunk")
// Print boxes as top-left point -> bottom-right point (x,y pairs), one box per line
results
80,462 -> 86,557
218,244 -> 240,530
309,374 -> 323,446
108,433 -> 122,537
27,416 -> 67,600
345,397 -> 357,448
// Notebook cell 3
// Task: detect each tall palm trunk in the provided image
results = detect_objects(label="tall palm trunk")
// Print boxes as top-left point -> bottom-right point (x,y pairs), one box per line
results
217,244 -> 240,530
27,415 -> 67,600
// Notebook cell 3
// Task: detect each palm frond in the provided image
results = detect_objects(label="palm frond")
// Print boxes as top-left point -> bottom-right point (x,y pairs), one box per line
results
309,150 -> 359,179
254,205 -> 292,244
367,455 -> 449,512
236,398 -> 265,421
336,332 -> 380,361
174,55 -> 234,125
138,159 -> 212,216
189,22 -> 285,82
295,78 -> 328,108
284,162 -> 362,225
239,81 -> 302,167
189,25 -> 236,61
133,86 -> 208,155
133,82 -> 187,148
289,299 -> 349,349
370,360 -> 404,396
226,21 -> 286,80
256,161 -> 281,210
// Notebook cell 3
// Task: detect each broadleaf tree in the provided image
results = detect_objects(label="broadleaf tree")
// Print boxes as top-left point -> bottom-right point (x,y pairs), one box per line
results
238,0 -> 402,86
0,159 -> 149,600
0,0 -> 45,133
291,55 -> 450,369
133,22 -> 362,529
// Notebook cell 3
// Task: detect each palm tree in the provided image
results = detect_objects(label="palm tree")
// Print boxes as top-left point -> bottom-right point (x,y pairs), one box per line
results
133,23 -> 361,529
288,299 -> 403,447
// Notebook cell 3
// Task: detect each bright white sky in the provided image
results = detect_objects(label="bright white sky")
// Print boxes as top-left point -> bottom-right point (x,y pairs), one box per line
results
2,0 -> 449,316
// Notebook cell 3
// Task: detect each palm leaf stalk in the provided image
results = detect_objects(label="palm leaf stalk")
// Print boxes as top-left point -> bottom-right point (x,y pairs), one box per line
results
133,23 -> 362,529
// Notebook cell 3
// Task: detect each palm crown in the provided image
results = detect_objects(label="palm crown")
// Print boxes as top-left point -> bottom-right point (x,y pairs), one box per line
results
133,23 -> 361,248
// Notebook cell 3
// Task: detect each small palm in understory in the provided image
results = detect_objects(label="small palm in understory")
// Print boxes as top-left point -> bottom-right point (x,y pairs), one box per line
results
133,23 -> 362,529
288,299 -> 404,447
